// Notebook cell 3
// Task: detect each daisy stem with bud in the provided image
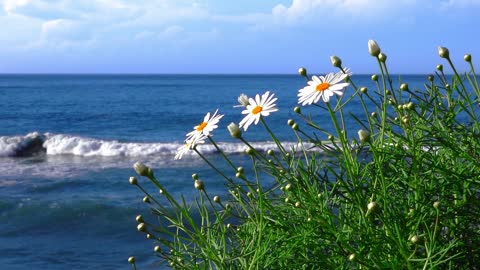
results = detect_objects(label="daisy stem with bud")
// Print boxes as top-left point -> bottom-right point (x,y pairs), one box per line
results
207,136 -> 237,171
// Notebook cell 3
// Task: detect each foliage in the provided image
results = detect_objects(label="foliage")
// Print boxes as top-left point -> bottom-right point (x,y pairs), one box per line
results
129,43 -> 480,269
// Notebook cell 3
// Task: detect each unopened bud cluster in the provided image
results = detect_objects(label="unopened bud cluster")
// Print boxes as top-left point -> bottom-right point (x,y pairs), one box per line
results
133,162 -> 149,177
227,122 -> 242,139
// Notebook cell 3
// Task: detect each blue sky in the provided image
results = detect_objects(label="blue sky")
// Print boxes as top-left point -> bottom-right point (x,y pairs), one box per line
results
0,0 -> 479,74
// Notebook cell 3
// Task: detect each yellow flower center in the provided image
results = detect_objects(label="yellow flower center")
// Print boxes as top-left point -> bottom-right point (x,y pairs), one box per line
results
252,106 -> 263,114
316,82 -> 330,91
196,122 -> 207,131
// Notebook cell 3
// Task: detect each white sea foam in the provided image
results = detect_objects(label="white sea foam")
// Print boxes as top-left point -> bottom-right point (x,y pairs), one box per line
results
0,132 -> 311,157
43,133 -> 311,157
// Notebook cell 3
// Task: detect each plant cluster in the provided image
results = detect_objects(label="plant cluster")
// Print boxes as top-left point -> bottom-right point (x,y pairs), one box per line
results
128,40 -> 480,269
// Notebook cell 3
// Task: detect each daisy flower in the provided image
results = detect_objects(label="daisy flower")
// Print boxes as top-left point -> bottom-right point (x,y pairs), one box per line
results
298,69 -> 351,105
186,109 -> 223,141
234,93 -> 250,108
239,91 -> 278,131
175,133 -> 207,160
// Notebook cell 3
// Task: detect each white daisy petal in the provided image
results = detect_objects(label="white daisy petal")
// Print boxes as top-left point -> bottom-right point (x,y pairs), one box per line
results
175,133 -> 207,160
297,69 -> 351,106
184,109 -> 223,141
237,91 -> 278,131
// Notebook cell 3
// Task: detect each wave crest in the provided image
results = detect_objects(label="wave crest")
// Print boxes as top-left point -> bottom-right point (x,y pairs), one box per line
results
0,132 -> 307,157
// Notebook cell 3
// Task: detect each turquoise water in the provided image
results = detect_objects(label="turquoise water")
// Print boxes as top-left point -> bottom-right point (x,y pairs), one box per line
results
0,74 -> 445,269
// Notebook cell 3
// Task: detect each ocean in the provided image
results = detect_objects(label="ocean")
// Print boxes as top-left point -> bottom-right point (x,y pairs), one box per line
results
0,74 -> 437,269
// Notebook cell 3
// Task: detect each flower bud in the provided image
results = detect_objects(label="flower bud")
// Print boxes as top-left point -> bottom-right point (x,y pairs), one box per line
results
292,123 -> 299,130
227,122 -> 242,139
357,129 -> 370,143
406,102 -> 414,110
237,94 -> 249,107
246,147 -> 254,155
464,54 -> 472,62
235,172 -> 243,178
194,179 -> 204,190
285,183 -> 292,191
146,233 -> 153,239
378,53 -> 387,63
137,223 -> 146,232
298,67 -> 307,77
328,135 -> 334,141
143,196 -> 150,203
400,83 -> 409,91
129,176 -> 138,185
348,253 -> 356,261
213,196 -> 221,203
427,75 -> 434,82
360,87 -> 368,94
433,201 -> 440,209
410,235 -> 419,244
128,256 -> 135,264
294,106 -> 301,114
159,188 -> 164,194
133,162 -> 149,177
371,112 -> 377,117
154,246 -> 161,253
237,166 -> 244,173
438,46 -> 449,59
284,198 -> 289,203
287,119 -> 295,126
192,173 -> 198,180
367,201 -> 378,212
330,55 -> 342,68
368,40 -> 381,57
402,116 -> 410,124
436,64 -> 443,72
371,74 -> 378,81
267,149 -> 274,156
136,215 -> 144,223
294,202 -> 301,208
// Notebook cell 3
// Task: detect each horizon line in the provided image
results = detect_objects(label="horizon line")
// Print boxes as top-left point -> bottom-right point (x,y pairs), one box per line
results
0,72 -> 447,76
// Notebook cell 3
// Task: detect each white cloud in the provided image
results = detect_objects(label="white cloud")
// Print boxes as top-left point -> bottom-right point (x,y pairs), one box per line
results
3,0 -> 31,13
0,0 -> 211,50
41,19 -> 80,40
158,25 -> 184,39
269,0 -> 416,24
440,0 -> 480,8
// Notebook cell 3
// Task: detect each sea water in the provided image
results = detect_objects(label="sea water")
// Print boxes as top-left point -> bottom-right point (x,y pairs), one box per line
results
0,74 -> 440,269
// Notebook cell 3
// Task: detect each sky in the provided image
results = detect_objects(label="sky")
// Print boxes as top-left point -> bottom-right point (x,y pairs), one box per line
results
0,0 -> 479,74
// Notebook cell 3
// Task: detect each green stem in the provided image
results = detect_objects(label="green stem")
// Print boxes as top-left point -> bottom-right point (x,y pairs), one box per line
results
208,136 -> 237,171
261,117 -> 287,155
194,148 -> 232,183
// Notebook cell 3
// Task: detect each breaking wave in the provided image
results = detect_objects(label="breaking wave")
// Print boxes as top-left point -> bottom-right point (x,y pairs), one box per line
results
0,132 -> 308,158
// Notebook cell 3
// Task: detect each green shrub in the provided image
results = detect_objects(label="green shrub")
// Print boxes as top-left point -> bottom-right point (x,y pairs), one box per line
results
129,42 -> 480,269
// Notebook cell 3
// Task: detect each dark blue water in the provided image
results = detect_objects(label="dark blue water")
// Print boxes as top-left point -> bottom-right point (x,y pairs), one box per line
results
0,74 -> 437,269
